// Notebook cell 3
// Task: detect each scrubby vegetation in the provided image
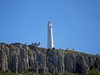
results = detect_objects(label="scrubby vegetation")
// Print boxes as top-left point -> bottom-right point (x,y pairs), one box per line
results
0,71 -> 18,75
0,70 -> 100,75
88,69 -> 100,75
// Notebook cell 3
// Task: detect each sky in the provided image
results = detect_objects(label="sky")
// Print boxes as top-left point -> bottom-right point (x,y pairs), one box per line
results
0,0 -> 100,54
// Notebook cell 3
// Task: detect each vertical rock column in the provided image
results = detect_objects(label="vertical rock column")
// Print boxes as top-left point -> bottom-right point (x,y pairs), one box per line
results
57,51 -> 64,75
2,50 -> 8,72
15,47 -> 20,73
24,47 -> 29,71
18,48 -> 25,73
64,53 -> 76,72
76,55 -> 88,75
0,49 -> 3,71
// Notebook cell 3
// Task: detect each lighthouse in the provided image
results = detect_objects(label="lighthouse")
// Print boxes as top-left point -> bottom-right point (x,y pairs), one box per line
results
47,21 -> 54,49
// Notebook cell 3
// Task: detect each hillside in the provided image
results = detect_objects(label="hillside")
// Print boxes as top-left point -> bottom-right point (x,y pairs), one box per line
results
0,43 -> 100,75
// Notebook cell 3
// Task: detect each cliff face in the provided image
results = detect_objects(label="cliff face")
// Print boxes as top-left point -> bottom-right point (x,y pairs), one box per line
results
0,43 -> 100,75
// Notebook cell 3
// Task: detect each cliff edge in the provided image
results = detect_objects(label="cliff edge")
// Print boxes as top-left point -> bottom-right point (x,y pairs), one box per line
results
0,43 -> 100,75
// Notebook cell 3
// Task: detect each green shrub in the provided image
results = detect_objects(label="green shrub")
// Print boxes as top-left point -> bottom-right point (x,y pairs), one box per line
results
64,71 -> 73,75
0,69 -> 100,75
0,71 -> 18,75
45,72 -> 52,75
88,69 -> 100,75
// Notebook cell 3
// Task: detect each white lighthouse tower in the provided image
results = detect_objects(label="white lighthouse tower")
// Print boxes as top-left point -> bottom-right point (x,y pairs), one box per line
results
47,21 -> 54,49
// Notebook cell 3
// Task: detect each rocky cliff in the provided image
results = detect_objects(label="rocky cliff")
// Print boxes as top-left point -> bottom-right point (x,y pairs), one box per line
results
0,43 -> 100,75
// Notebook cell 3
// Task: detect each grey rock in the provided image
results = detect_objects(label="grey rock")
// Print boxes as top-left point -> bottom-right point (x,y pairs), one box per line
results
64,52 -> 76,72
0,43 -> 100,75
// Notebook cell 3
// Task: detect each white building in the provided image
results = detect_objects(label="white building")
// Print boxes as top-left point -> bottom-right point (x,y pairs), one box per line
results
47,21 -> 54,49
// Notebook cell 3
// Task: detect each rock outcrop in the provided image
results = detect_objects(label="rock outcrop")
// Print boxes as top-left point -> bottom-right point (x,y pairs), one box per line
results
0,43 -> 100,75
